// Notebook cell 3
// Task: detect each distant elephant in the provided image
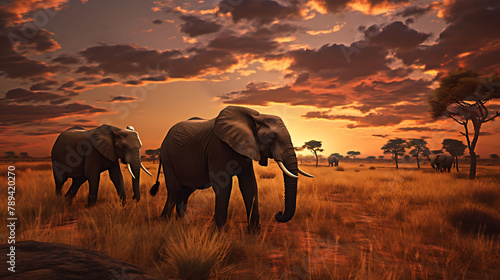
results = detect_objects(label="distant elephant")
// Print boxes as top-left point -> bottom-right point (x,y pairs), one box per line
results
430,152 -> 453,172
150,106 -> 314,230
328,154 -> 339,167
51,125 -> 152,206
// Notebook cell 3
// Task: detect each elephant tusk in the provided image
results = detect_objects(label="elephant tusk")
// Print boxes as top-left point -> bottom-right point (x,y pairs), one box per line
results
298,167 -> 314,178
277,161 -> 298,179
141,163 -> 153,176
127,164 -> 136,179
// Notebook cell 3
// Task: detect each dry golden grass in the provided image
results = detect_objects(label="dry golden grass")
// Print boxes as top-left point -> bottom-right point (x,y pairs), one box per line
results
0,161 -> 499,279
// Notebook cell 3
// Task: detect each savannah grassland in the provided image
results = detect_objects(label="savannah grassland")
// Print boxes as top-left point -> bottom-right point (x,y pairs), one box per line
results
1,160 -> 499,280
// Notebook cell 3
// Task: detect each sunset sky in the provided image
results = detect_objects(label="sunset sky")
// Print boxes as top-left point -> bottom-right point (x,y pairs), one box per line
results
1,0 -> 499,158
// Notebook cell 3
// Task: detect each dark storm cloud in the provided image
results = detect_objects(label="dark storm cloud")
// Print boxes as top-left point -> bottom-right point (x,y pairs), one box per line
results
107,96 -> 138,103
396,126 -> 455,132
287,43 -> 391,81
314,0 -> 410,14
179,15 -> 222,37
51,53 -> 80,65
208,34 -> 279,54
219,0 -> 301,26
219,82 -> 346,107
79,44 -> 237,79
396,0 -> 500,72
74,65 -> 102,76
395,3 -> 435,18
372,134 -> 389,138
251,23 -> 301,38
29,79 -> 59,91
4,88 -> 70,105
365,21 -> 431,50
293,73 -> 309,85
99,77 -> 116,84
0,99 -> 108,126
302,111 -> 404,128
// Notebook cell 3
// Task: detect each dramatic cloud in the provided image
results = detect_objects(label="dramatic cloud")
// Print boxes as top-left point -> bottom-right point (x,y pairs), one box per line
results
179,15 -> 222,37
219,82 -> 346,107
396,0 -> 500,72
107,96 -> 138,103
152,19 -> 163,24
395,3 -> 436,18
302,111 -> 404,128
313,0 -> 410,14
79,44 -> 237,79
219,0 -> 301,25
0,99 -> 107,126
4,88 -> 69,104
395,126 -> 455,132
364,21 -> 431,50
51,53 -> 80,64
208,34 -> 279,54
372,134 -> 389,138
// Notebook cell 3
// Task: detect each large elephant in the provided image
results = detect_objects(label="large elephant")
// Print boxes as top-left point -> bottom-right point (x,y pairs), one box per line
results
328,154 -> 339,167
430,152 -> 453,172
149,106 -> 314,230
51,125 -> 152,205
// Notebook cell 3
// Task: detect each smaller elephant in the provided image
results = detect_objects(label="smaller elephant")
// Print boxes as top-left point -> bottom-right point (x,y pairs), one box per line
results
51,125 -> 152,205
430,152 -> 453,172
328,154 -> 339,167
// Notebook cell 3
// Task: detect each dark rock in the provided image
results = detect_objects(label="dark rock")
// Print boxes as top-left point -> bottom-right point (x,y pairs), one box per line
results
0,241 -> 166,280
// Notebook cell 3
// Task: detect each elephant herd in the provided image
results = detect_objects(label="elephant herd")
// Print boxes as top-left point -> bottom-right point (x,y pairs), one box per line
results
51,106 -> 455,229
51,106 -> 313,230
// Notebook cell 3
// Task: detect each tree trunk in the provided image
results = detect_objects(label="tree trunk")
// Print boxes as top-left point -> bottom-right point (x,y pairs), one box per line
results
416,155 -> 420,169
469,151 -> 477,179
455,156 -> 459,172
395,155 -> 399,169
314,151 -> 318,167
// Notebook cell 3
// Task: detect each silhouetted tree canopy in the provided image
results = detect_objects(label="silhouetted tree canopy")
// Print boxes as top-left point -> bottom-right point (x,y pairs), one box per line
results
303,140 -> 324,167
381,139 -> 406,169
408,139 -> 430,169
429,69 -> 500,178
347,151 -> 361,159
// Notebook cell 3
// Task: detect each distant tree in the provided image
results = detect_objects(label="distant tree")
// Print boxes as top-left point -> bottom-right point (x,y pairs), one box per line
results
429,69 -> 500,179
407,139 -> 431,169
491,154 -> 499,160
302,140 -> 324,167
378,155 -> 384,160
442,139 -> 467,172
294,147 -> 305,164
431,150 -> 443,154
366,156 -> 376,163
381,139 -> 406,169
331,153 -> 343,159
347,151 -> 361,160
403,154 -> 411,162
20,152 -> 29,160
145,148 -> 161,164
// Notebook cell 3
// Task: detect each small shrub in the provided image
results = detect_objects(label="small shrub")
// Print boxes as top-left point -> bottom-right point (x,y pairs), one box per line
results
369,166 -> 376,170
448,203 -> 500,235
259,171 -> 276,179
359,164 -> 364,167
336,167 -> 345,171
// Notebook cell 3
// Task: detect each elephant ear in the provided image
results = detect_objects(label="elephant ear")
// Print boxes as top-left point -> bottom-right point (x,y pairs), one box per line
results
214,106 -> 261,161
90,124 -> 119,161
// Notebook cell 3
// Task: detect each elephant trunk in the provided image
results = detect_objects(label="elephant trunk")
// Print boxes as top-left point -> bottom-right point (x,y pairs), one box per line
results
128,149 -> 141,202
275,146 -> 298,223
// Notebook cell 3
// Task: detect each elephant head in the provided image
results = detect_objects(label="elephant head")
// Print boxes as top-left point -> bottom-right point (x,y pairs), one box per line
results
214,106 -> 313,223
90,125 -> 151,201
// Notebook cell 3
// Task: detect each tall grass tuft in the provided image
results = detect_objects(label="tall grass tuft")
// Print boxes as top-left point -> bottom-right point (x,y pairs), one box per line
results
448,202 -> 500,235
162,223 -> 231,280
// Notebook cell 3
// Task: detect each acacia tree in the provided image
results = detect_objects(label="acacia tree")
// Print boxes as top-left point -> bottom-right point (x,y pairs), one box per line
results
491,154 -> 499,160
381,139 -> 406,169
347,151 -> 361,160
294,147 -> 305,165
429,70 -> 500,179
303,140 -> 324,167
442,139 -> 467,172
366,156 -> 376,162
407,139 -> 431,169
145,148 -> 160,164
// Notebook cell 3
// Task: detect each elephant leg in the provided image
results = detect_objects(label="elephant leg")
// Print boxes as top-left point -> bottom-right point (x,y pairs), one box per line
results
176,187 -> 195,218
212,177 -> 233,228
65,176 -> 86,201
108,162 -> 126,204
87,174 -> 100,206
237,166 -> 260,231
53,171 -> 68,196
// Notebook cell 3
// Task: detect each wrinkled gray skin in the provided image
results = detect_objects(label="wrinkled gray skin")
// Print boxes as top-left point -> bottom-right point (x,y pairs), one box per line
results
51,125 -> 148,205
328,155 -> 339,167
150,106 -> 310,230
430,153 -> 453,172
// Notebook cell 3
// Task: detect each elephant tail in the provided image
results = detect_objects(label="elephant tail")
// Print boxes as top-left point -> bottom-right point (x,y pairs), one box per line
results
150,158 -> 162,196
